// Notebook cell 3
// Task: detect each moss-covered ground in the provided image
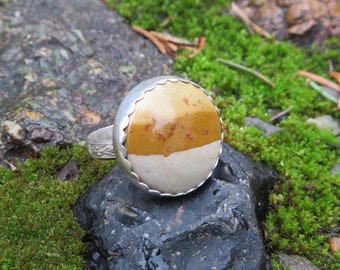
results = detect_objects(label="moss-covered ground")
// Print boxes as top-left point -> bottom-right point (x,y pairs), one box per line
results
0,0 -> 339,269
0,146 -> 114,269
110,0 -> 340,268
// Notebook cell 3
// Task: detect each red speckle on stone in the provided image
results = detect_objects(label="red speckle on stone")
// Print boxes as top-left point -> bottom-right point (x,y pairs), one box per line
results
185,133 -> 193,140
170,123 -> 177,131
145,124 -> 151,131
202,129 -> 208,135
183,97 -> 190,106
158,133 -> 166,141
168,132 -> 174,138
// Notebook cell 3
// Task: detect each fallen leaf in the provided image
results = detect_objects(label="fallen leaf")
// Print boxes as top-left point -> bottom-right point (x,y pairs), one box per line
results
56,158 -> 79,182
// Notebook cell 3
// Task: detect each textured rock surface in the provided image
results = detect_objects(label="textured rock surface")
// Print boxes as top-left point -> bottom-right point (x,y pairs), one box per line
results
278,254 -> 320,270
74,143 -> 278,270
0,0 -> 174,165
307,115 -> 340,136
245,117 -> 282,137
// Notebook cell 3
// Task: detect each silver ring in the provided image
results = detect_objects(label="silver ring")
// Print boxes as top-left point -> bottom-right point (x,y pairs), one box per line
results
86,76 -> 223,197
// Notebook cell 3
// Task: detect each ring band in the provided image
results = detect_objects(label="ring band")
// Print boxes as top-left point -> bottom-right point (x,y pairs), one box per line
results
86,125 -> 115,159
86,76 -> 223,197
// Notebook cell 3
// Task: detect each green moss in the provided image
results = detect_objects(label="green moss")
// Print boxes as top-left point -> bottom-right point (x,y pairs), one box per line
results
109,0 -> 340,268
0,146 -> 114,269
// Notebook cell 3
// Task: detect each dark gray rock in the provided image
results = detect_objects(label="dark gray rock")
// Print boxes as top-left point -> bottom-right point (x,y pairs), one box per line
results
245,117 -> 282,137
0,0 -> 174,165
74,143 -> 278,270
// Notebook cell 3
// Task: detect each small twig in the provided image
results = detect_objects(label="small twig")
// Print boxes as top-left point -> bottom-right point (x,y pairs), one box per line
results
160,16 -> 174,28
197,36 -> 205,51
174,37 -> 206,58
217,58 -> 275,88
165,41 -> 177,58
188,36 -> 206,58
328,60 -> 334,73
298,70 -> 340,93
132,25 -> 204,58
165,41 -> 178,52
132,25 -> 167,54
176,44 -> 196,52
329,71 -> 340,85
230,2 -> 273,39
150,31 -> 196,47
270,105 -> 293,122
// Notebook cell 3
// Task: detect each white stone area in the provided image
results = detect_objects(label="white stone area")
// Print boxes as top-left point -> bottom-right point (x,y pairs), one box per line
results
127,140 -> 221,195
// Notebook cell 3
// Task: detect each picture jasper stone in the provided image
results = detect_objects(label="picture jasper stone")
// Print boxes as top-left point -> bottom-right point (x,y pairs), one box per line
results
120,78 -> 223,195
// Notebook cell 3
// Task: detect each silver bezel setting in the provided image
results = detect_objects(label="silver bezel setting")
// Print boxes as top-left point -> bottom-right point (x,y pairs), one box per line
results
113,76 -> 224,197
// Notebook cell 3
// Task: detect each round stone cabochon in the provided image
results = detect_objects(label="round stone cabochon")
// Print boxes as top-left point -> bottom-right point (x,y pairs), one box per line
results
124,80 -> 222,195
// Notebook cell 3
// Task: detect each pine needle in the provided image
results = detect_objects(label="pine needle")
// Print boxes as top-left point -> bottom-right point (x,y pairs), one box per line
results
217,58 -> 275,88
309,81 -> 338,104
